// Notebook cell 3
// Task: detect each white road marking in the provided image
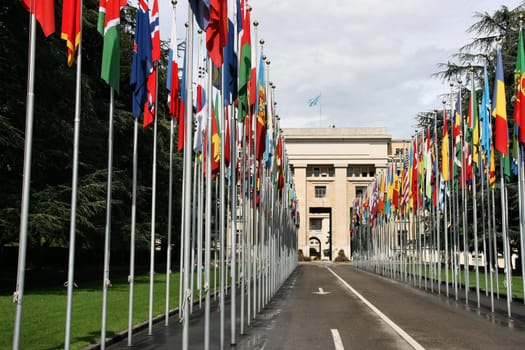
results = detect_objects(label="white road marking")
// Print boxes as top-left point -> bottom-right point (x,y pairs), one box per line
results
331,329 -> 344,350
313,287 -> 331,295
326,267 -> 426,350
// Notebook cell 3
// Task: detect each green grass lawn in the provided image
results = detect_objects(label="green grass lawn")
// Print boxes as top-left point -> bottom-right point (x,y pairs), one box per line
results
0,268 -> 224,350
391,262 -> 524,299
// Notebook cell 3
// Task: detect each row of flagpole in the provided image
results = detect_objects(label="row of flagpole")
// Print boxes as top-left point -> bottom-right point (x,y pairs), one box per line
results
12,0 -> 299,349
351,30 -> 525,319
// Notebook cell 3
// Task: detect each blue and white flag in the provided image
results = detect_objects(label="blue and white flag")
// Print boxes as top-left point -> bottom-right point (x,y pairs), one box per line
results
308,95 -> 320,107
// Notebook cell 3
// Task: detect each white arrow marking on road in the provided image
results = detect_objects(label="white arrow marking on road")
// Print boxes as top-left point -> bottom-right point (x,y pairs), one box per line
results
331,329 -> 344,350
313,287 -> 331,295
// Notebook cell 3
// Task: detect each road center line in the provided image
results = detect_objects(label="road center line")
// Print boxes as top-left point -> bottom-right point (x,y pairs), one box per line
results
326,267 -> 426,350
331,329 -> 344,350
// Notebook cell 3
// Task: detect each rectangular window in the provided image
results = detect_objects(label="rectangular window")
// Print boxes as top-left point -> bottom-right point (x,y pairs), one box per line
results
314,167 -> 320,177
315,186 -> 326,198
355,186 -> 367,197
310,218 -> 322,230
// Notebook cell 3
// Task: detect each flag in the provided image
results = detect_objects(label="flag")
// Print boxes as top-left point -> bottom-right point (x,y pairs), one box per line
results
211,94 -> 221,177
223,19 -> 237,105
61,0 -> 81,66
514,29 -> 525,144
512,125 -> 519,176
143,0 -> 160,129
255,54 -> 267,161
22,0 -> 55,37
130,0 -> 152,117
492,48 -> 508,155
167,5 -> 179,118
177,48 -> 187,152
453,94 -> 462,178
98,0 -> 126,92
206,0 -> 227,67
149,0 -> 160,62
238,0 -> 251,120
193,84 -> 207,153
308,95 -> 321,107
422,129 -> 430,200
441,108 -> 450,182
480,66 -> 492,168
224,107 -> 231,167
469,78 -> 480,171
189,0 -> 210,31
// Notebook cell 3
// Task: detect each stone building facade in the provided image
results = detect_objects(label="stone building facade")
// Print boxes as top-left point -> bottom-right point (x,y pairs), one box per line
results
282,127 -> 394,260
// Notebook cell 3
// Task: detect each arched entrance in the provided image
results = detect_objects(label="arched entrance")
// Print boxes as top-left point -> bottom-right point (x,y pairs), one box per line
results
309,237 -> 321,260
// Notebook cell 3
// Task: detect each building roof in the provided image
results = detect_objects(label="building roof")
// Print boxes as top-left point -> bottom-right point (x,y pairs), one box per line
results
282,127 -> 391,141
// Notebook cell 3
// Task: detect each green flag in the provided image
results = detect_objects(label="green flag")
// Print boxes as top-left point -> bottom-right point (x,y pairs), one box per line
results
98,0 -> 125,93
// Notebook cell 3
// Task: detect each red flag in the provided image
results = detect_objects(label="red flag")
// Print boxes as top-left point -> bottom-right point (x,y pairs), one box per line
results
22,0 -> 55,37
61,0 -> 80,66
143,65 -> 156,129
177,99 -> 185,152
206,0 -> 228,67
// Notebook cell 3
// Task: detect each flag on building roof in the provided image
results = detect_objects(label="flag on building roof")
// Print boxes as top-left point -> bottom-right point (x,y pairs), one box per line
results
98,0 -> 126,92
22,0 -> 55,37
492,48 -> 508,155
61,0 -> 81,66
308,95 -> 321,107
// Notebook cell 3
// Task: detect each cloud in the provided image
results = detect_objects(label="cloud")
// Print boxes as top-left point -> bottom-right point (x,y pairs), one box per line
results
159,0 -> 523,138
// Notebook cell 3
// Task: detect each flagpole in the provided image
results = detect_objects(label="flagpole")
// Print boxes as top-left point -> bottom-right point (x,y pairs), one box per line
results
64,1 -> 83,348
100,87 -> 115,350
518,18 -> 525,304
128,117 -> 138,344
319,92 -> 322,127
204,55 -> 212,350
500,157 -> 512,317
182,10 -> 195,350
12,11 -> 37,350
470,68 -> 480,308
165,2 -> 178,324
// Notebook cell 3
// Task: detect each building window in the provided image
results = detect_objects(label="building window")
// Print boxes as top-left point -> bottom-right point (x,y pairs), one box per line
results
307,165 -> 335,178
347,165 -> 375,178
355,186 -> 367,197
314,186 -> 326,198
310,218 -> 322,230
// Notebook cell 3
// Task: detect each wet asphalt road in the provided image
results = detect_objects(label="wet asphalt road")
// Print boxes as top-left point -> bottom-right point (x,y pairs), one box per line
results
107,263 -> 525,349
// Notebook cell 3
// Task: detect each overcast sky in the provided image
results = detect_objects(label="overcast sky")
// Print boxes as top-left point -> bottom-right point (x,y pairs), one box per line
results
159,0 -> 523,139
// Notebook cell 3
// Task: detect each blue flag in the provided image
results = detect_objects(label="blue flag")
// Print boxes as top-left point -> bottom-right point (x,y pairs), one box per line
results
223,20 -> 237,106
130,0 -> 152,118
480,66 -> 491,168
189,0 -> 210,31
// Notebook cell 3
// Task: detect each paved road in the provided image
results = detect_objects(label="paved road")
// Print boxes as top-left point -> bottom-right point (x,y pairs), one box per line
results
107,263 -> 525,349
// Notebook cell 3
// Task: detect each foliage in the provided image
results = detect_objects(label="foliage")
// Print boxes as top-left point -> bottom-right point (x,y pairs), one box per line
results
0,0 -> 184,267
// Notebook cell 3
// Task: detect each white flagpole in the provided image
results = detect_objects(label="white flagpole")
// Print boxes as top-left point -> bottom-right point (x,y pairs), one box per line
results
64,1 -> 83,348
128,117 -> 138,344
204,55 -> 212,350
12,10 -> 37,350
182,9 -> 195,350
165,115 -> 174,325
100,88 -> 115,350
147,66 -> 159,335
